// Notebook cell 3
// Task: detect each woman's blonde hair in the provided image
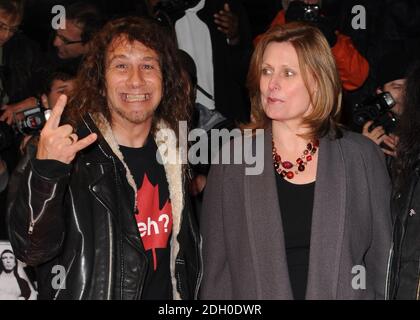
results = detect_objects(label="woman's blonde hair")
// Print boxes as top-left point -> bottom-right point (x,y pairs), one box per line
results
245,22 -> 342,139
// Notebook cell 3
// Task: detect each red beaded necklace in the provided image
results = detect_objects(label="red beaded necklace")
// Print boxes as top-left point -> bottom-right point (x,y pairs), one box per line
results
272,139 -> 319,179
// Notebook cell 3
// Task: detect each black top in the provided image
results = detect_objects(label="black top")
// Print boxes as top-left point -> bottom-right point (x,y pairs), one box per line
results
120,136 -> 173,300
275,172 -> 315,300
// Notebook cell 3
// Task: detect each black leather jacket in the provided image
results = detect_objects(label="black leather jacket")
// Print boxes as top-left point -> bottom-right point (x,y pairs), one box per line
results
7,114 -> 202,300
387,162 -> 420,300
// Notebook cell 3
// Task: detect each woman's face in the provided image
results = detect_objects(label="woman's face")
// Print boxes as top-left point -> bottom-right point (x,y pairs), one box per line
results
1,252 -> 16,271
260,41 -> 315,124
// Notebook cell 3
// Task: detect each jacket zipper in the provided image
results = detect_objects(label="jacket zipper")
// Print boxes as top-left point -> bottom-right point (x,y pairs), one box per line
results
89,190 -> 114,300
27,171 -> 58,235
194,234 -> 204,300
105,161 -> 115,300
106,210 -> 114,300
89,162 -> 115,299
81,116 -> 116,299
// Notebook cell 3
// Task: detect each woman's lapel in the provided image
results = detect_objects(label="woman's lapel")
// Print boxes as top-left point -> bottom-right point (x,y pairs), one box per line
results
306,135 -> 347,299
243,127 -> 293,299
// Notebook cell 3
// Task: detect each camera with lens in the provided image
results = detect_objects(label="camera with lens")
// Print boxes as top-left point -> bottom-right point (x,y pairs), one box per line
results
13,102 -> 51,136
353,92 -> 398,134
0,103 -> 51,152
286,1 -> 321,23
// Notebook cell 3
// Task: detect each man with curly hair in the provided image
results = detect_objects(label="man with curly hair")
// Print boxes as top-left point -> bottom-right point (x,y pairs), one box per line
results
7,17 -> 201,300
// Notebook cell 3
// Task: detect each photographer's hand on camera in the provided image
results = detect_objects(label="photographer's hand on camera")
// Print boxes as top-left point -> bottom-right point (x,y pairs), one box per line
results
0,97 -> 38,125
381,133 -> 398,157
362,121 -> 398,157
362,121 -> 386,144
36,95 -> 97,164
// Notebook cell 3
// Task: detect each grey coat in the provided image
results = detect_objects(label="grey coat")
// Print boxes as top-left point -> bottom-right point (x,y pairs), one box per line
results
200,128 -> 392,300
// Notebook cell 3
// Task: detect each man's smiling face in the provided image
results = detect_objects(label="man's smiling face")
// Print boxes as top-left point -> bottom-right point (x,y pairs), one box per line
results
105,35 -> 163,126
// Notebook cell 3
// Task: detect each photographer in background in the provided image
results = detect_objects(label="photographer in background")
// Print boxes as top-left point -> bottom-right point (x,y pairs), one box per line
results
254,0 -> 369,92
6,67 -> 76,206
0,1 -> 44,221
19,67 -> 76,152
1,67 -> 75,238
361,51 -> 410,158
0,0 -> 44,125
388,60 -> 420,300
51,2 -> 104,64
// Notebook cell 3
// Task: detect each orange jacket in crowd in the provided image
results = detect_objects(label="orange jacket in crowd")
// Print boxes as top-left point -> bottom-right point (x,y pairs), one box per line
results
254,10 -> 369,91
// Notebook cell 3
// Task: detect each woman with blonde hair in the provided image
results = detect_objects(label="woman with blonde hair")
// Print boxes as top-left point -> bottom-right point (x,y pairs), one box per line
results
200,22 -> 392,299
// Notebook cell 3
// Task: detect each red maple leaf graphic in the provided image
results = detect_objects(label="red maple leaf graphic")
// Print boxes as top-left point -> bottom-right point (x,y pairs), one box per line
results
136,174 -> 172,270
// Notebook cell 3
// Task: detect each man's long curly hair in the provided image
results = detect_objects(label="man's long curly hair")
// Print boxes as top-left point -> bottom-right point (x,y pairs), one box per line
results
393,61 -> 420,192
67,16 -> 192,138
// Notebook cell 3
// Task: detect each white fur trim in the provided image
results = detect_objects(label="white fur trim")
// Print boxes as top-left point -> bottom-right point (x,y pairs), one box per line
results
155,121 -> 183,300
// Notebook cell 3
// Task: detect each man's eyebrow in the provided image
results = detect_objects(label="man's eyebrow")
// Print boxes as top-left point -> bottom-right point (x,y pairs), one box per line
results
108,54 -> 128,63
108,54 -> 159,63
142,56 -> 159,62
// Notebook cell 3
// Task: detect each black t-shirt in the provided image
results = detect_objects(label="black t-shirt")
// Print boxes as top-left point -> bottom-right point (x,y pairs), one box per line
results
276,172 -> 315,300
120,136 -> 173,300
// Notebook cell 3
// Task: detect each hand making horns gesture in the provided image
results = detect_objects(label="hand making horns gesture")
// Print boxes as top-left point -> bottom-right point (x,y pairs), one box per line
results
36,95 -> 97,164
